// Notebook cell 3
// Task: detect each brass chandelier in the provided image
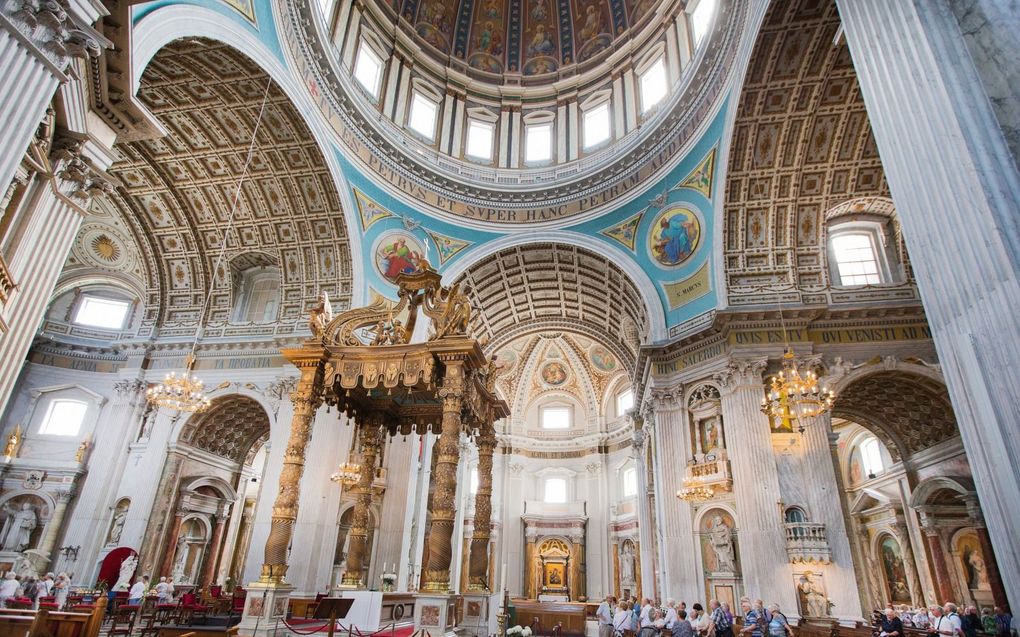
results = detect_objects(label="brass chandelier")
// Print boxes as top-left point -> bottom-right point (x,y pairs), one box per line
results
759,295 -> 834,432
330,462 -> 361,486
147,79 -> 273,413
676,477 -> 714,502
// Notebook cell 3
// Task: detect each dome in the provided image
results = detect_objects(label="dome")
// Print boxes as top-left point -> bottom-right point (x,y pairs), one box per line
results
284,0 -> 745,225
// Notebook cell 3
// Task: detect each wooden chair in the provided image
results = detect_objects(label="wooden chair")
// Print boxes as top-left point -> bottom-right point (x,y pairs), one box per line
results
177,593 -> 209,625
107,605 -> 137,637
138,604 -> 175,637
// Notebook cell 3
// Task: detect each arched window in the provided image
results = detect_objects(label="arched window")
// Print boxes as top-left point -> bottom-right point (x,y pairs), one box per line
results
860,436 -> 885,477
827,217 -> 901,287
541,405 -> 571,429
40,399 -> 89,436
73,294 -> 132,330
234,267 -> 280,324
616,388 -> 634,416
544,477 -> 567,503
784,506 -> 808,537
622,467 -> 638,497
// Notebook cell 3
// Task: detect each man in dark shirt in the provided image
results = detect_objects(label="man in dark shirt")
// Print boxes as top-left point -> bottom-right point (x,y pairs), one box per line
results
960,606 -> 981,637
880,608 -> 904,637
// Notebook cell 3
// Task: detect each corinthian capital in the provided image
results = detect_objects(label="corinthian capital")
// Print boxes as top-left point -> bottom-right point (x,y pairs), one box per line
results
4,1 -> 109,72
51,133 -> 113,204
713,357 -> 768,391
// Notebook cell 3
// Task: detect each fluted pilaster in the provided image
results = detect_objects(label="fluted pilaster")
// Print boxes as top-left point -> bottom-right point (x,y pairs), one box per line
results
630,413 -> 656,601
714,358 -> 795,609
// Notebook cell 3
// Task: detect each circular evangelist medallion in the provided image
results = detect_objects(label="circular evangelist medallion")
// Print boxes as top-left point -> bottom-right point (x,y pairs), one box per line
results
648,206 -> 702,268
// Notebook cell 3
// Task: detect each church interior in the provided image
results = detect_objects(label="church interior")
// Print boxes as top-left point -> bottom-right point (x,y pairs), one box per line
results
0,0 -> 1018,637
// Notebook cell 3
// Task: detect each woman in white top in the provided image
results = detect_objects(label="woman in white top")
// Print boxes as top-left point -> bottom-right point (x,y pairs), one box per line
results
691,606 -> 711,636
614,602 -> 633,636
53,573 -> 69,609
0,573 -> 20,606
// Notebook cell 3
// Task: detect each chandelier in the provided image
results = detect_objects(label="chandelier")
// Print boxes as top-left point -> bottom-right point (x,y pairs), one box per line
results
146,353 -> 212,413
676,477 -> 714,502
147,78 -> 273,413
331,461 -> 361,486
760,347 -> 834,433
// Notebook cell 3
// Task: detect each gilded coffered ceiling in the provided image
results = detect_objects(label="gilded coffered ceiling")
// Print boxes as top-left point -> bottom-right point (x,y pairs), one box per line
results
722,0 -> 917,307
178,394 -> 271,465
454,243 -> 647,368
94,38 -> 352,337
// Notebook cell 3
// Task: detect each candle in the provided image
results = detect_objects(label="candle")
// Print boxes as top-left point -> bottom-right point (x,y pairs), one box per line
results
500,563 -> 507,592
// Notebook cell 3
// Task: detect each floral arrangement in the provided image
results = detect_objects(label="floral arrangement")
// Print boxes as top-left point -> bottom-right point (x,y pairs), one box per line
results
507,626 -> 533,637
380,572 -> 397,592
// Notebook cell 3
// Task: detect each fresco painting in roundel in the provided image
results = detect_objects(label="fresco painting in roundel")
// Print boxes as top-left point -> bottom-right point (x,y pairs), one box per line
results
375,232 -> 427,284
649,206 -> 701,268
541,361 -> 568,386
589,345 -> 616,372
495,349 -> 517,375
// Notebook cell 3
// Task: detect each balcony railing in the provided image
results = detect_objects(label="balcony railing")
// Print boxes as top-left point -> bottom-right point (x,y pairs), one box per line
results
784,522 -> 831,564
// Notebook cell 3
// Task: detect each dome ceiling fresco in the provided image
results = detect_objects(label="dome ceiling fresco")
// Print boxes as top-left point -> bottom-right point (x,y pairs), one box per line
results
395,0 -> 640,78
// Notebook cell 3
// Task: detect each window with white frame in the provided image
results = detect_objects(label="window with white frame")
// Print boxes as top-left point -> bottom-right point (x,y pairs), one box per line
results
831,232 -> 882,286
616,388 -> 634,416
525,122 -> 553,163
541,406 -> 571,429
73,295 -> 131,330
236,268 -> 280,324
583,102 -> 611,149
470,467 -> 479,494
407,91 -> 439,141
353,42 -> 384,98
465,119 -> 495,160
639,57 -> 668,113
860,436 -> 884,477
690,0 -> 717,46
622,467 -> 638,497
544,477 -> 567,503
39,399 -> 89,436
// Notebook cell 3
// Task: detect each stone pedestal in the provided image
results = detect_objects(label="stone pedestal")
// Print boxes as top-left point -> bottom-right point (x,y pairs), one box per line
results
461,592 -> 500,637
235,582 -> 294,637
414,593 -> 460,637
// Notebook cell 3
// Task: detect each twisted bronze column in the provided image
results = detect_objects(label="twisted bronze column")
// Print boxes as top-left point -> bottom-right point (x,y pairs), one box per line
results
261,353 -> 324,583
342,416 -> 383,587
423,359 -> 465,592
467,427 -> 496,591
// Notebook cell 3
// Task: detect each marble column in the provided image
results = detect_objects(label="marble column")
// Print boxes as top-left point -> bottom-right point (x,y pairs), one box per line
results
160,513 -> 185,578
467,428 -> 496,591
836,0 -> 1020,611
714,358 -> 796,610
259,353 -> 325,582
568,529 -> 585,601
921,521 -> 955,604
0,3 -> 106,196
630,413 -> 656,601
0,134 -> 114,417
524,531 -> 537,599
342,418 -> 383,588
201,515 -> 228,589
422,359 -> 465,592
893,520 -> 925,608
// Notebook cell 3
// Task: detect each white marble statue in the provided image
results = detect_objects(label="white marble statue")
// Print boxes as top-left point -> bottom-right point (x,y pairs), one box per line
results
708,515 -> 737,573
799,574 -> 828,617
1,503 -> 37,552
115,555 -> 138,590
107,511 -> 127,546
620,542 -> 636,585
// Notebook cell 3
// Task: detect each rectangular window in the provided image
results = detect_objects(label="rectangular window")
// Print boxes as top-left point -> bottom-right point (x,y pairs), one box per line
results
583,103 -> 611,149
622,467 -> 638,497
832,233 -> 881,286
860,437 -> 885,476
40,399 -> 89,436
541,406 -> 571,429
470,468 -> 479,494
616,389 -> 634,415
639,57 -> 668,113
690,0 -> 717,46
353,43 -> 383,98
407,92 -> 439,141
544,477 -> 567,503
525,122 -> 553,163
73,296 -> 131,330
466,119 -> 495,160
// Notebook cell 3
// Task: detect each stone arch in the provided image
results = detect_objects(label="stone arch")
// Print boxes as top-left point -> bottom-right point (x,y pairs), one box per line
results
907,476 -> 975,509
831,369 -> 957,462
176,394 -> 271,466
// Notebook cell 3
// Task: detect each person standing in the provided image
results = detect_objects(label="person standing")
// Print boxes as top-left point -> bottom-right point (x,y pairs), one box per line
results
615,601 -> 633,637
766,605 -> 794,637
709,599 -> 734,637
672,610 -> 695,637
880,607 -> 904,637
53,573 -> 70,609
665,600 -> 679,630
943,603 -> 964,637
961,606 -> 981,637
0,573 -> 19,606
128,575 -> 148,605
740,599 -> 764,637
598,595 -> 616,637
994,607 -> 1013,637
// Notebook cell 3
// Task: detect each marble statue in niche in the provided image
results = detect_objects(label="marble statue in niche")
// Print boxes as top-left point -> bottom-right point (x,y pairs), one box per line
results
1,502 -> 37,552
707,516 -> 736,573
620,540 -> 636,585
107,501 -> 130,546
796,571 -> 829,617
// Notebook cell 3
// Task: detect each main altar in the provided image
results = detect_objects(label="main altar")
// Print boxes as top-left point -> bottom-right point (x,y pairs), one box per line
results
236,265 -> 508,637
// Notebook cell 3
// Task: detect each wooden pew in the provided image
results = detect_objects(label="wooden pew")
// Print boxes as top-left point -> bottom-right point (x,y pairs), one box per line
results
0,595 -> 106,637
